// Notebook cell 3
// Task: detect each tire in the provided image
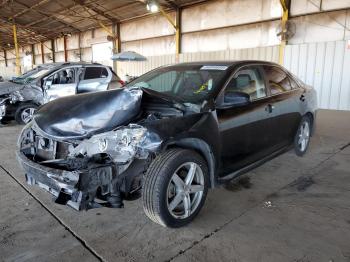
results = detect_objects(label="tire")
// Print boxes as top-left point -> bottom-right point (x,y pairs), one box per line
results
142,148 -> 209,228
14,103 -> 38,125
294,115 -> 312,157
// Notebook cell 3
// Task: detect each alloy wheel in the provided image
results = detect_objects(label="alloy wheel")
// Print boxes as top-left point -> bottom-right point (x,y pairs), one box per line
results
21,107 -> 36,124
166,162 -> 205,219
298,121 -> 310,152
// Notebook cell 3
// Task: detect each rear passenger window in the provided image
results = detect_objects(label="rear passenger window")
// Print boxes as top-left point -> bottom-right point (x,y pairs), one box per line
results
84,67 -> 108,80
263,66 -> 292,95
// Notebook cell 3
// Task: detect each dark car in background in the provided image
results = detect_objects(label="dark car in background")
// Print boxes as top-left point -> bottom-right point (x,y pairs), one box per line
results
0,62 -> 123,125
17,61 -> 317,227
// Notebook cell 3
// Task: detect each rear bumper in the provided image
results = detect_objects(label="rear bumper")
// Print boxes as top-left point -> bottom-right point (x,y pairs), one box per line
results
17,151 -> 114,210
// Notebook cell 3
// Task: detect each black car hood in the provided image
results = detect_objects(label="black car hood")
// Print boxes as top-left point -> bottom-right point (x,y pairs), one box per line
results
34,88 -> 144,140
0,81 -> 24,96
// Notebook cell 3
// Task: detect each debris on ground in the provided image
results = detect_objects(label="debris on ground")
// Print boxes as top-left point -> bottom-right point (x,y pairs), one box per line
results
263,201 -> 273,208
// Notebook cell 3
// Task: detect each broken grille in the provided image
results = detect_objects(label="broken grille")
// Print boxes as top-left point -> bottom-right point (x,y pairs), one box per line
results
31,134 -> 72,161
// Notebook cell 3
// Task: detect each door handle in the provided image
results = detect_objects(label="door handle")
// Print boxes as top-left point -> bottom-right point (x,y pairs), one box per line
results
300,94 -> 306,101
265,104 -> 275,113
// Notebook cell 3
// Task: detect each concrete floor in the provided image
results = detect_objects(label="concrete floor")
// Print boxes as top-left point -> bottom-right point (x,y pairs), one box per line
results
0,109 -> 350,262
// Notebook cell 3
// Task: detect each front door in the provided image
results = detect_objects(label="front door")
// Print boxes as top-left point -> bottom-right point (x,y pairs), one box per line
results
44,67 -> 77,102
216,65 -> 275,175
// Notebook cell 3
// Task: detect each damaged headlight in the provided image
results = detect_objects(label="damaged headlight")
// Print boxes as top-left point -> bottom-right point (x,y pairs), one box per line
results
9,91 -> 24,103
69,124 -> 161,164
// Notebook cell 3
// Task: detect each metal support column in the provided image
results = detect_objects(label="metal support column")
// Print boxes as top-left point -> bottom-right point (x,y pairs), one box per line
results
51,39 -> 55,62
40,42 -> 44,64
31,44 -> 35,65
279,0 -> 290,65
12,23 -> 21,75
63,36 -> 68,62
175,7 -> 182,61
159,7 -> 181,60
78,32 -> 82,61
112,22 -> 121,72
4,50 -> 7,67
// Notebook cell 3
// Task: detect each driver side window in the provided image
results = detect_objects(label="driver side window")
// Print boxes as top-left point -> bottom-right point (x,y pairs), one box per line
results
46,68 -> 75,88
225,67 -> 266,101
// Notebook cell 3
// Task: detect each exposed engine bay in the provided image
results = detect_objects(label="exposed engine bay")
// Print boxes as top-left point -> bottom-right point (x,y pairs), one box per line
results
17,87 -> 199,210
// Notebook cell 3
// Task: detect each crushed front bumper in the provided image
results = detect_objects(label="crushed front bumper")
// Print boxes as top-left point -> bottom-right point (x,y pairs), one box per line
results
17,151 -> 114,210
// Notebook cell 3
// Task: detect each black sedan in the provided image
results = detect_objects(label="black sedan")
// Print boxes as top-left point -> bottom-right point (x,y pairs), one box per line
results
17,61 -> 317,227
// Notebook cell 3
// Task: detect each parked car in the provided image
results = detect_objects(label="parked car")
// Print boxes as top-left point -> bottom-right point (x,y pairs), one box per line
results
17,61 -> 317,227
0,62 -> 122,125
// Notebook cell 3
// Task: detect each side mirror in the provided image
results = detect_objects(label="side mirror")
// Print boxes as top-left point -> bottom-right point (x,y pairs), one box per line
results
217,91 -> 251,109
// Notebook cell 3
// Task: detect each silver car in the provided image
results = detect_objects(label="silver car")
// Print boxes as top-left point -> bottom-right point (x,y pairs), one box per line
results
0,62 -> 123,125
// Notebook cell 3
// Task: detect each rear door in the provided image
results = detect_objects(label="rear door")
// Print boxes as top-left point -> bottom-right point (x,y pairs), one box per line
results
217,65 -> 275,175
262,65 -> 304,148
43,67 -> 77,102
77,66 -> 111,93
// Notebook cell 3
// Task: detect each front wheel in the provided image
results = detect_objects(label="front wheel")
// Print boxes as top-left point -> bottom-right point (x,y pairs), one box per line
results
142,149 -> 209,228
14,103 -> 38,125
294,116 -> 312,156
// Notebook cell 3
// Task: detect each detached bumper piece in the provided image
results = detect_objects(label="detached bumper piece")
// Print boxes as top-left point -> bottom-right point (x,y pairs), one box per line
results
17,151 -> 123,210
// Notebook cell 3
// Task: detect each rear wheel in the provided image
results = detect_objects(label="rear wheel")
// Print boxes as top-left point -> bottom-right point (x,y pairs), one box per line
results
15,103 -> 38,125
142,148 -> 209,227
294,116 -> 311,156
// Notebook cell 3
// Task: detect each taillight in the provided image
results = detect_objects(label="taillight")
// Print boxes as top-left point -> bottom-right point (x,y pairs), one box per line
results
118,80 -> 125,86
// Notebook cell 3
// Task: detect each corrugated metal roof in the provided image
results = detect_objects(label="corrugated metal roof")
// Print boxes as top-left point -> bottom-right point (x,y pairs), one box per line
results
0,0 -> 210,49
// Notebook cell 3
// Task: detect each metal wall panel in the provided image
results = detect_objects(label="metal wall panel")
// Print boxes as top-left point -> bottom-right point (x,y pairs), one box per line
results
116,41 -> 350,111
116,45 -> 280,78
284,40 -> 350,111
0,40 -> 347,110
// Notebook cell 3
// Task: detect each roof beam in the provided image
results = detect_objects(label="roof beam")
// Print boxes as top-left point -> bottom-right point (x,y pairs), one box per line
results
163,0 -> 179,9
72,0 -> 118,22
23,1 -> 79,28
11,0 -> 50,19
0,16 -> 48,43
11,0 -> 81,33
0,0 -> 12,9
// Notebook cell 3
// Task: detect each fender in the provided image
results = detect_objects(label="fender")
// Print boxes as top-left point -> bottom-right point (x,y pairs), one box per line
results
163,138 -> 218,188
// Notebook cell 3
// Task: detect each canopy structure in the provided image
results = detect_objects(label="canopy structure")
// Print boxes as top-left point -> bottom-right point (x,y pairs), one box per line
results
0,0 -> 208,50
111,51 -> 147,61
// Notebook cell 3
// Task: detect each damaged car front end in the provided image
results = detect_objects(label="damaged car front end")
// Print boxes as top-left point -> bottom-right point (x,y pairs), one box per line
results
17,88 -> 167,210
0,66 -> 53,124
19,62 -> 267,228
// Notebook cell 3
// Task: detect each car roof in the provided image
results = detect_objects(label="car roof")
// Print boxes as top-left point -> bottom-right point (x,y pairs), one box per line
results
163,60 -> 281,69
36,62 -> 105,69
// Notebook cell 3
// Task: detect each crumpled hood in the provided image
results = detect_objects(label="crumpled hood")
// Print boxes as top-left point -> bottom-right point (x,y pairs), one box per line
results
0,81 -> 24,96
33,88 -> 143,140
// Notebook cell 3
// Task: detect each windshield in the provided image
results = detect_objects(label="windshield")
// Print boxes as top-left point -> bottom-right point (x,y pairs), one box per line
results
12,68 -> 50,84
125,65 -> 229,103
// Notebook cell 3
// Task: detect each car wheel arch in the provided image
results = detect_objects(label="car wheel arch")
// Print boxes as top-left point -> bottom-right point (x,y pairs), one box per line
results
162,138 -> 217,188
